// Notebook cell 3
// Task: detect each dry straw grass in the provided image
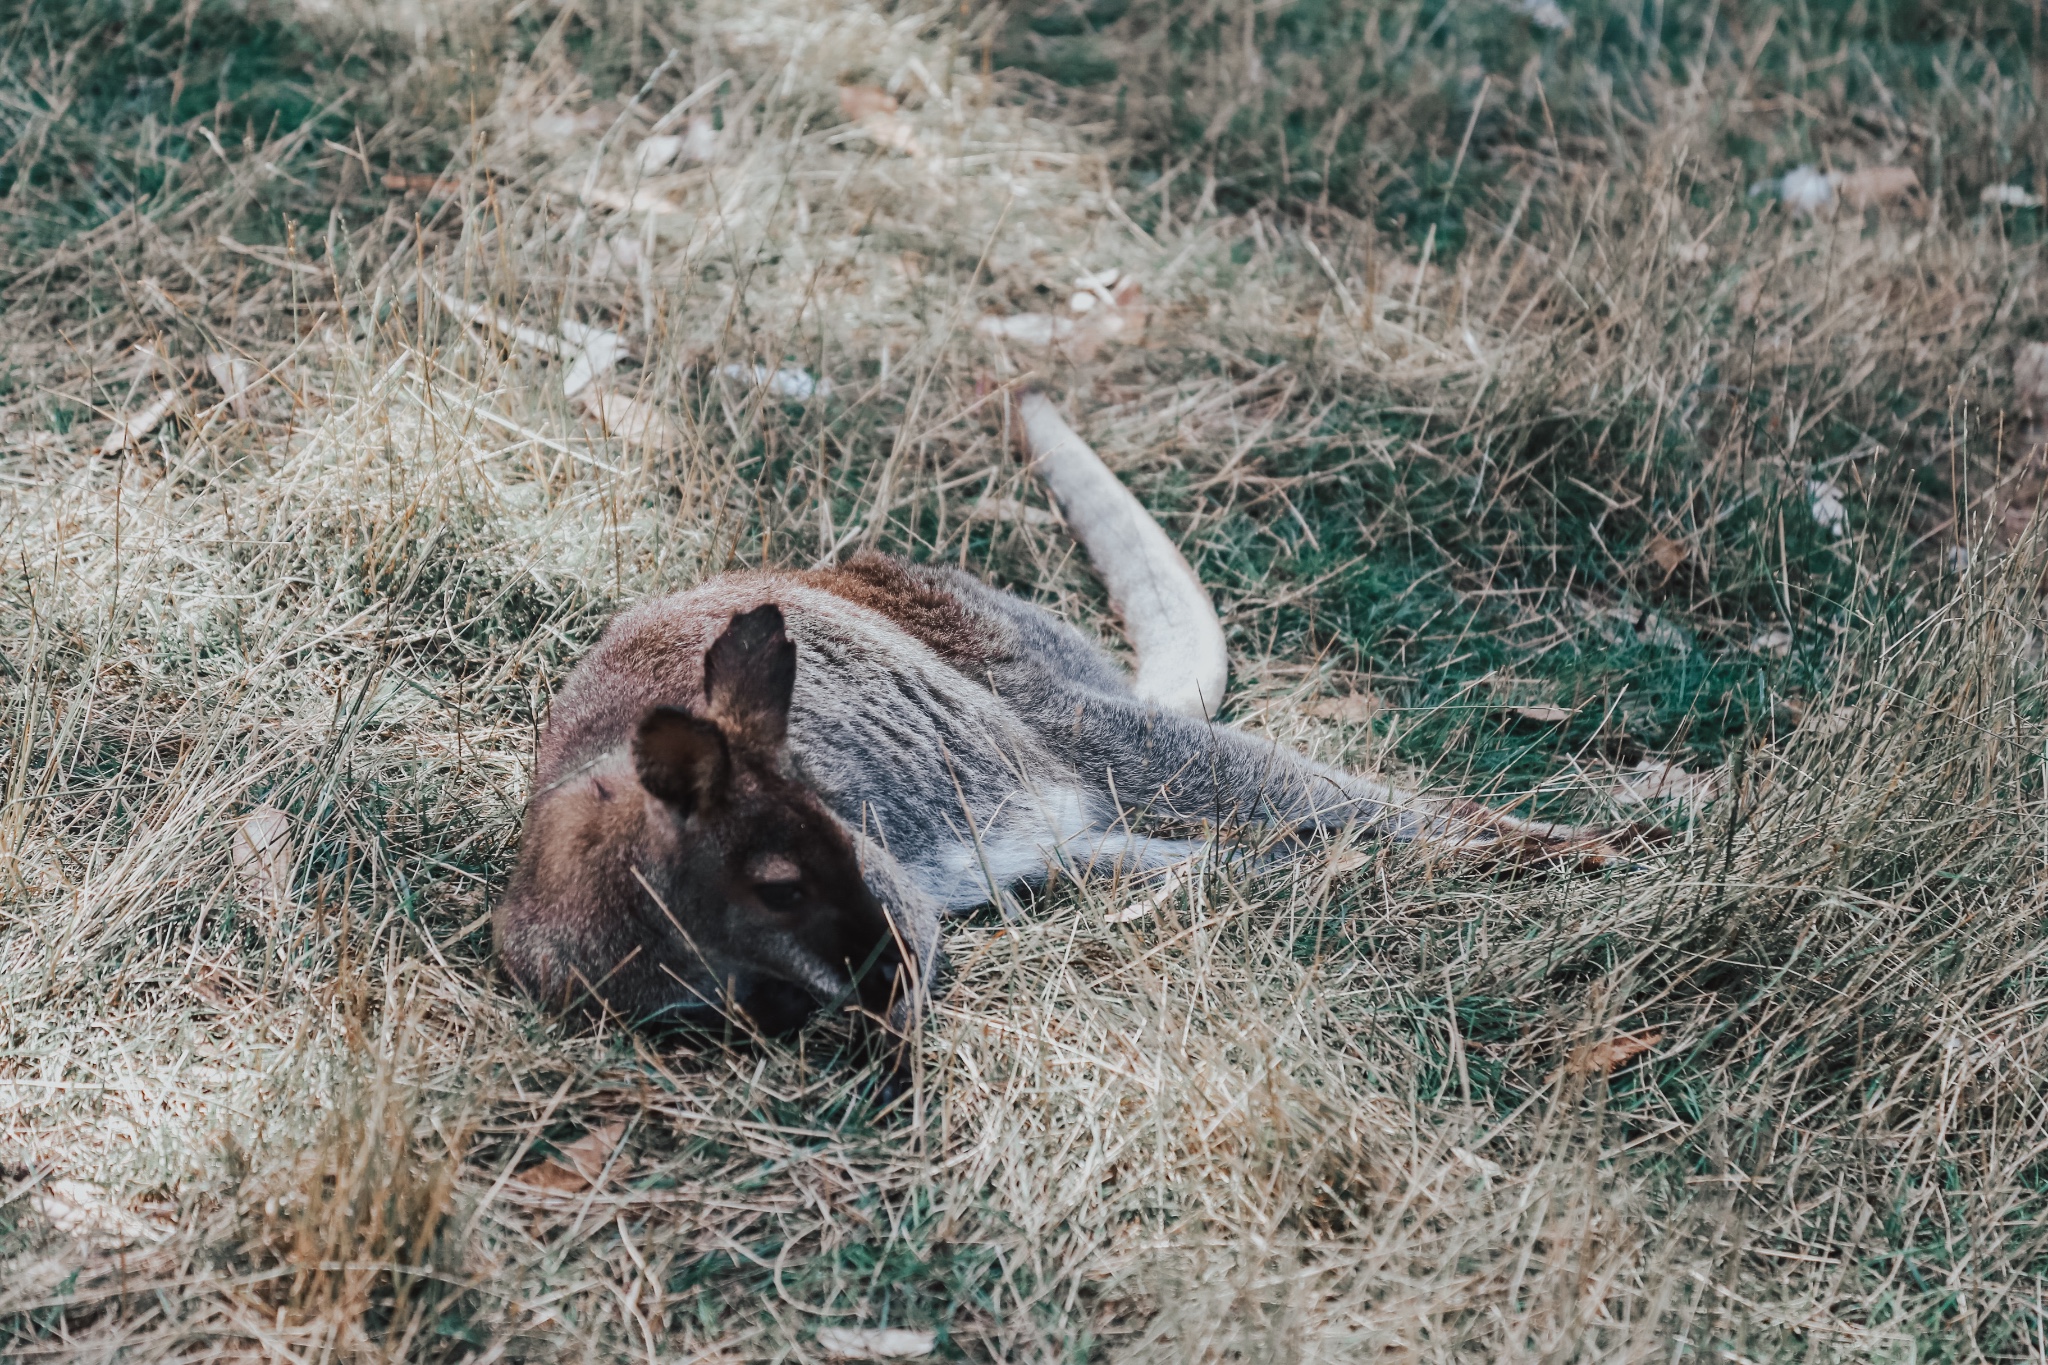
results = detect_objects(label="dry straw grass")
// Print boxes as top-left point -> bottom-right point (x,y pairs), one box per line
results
4,0 -> 2048,1358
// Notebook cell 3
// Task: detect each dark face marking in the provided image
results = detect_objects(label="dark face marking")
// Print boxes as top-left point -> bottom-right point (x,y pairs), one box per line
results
495,604 -> 908,1034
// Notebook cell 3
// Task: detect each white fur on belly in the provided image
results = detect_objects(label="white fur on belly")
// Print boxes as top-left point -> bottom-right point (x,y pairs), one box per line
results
907,785 -> 1210,912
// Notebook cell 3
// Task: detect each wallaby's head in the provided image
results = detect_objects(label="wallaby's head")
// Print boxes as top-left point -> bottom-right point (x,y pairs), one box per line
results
494,604 -> 909,1035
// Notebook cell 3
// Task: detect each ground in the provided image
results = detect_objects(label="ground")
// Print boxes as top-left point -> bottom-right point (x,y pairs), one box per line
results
3,0 -> 2048,1359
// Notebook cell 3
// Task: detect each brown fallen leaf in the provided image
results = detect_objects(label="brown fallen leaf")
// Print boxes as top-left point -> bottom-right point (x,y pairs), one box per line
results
1832,165 -> 1920,211
31,1179 -> 173,1248
590,235 -> 643,279
514,1121 -> 627,1193
1324,846 -> 1370,875
861,113 -> 922,155
383,171 -> 462,197
575,389 -> 675,448
816,1326 -> 937,1360
837,85 -> 899,120
1612,760 -> 1714,807
1508,703 -> 1575,724
976,313 -> 1080,347
977,273 -> 1145,359
205,352 -> 256,419
1644,534 -> 1690,575
138,276 -> 191,319
1564,1030 -> 1661,1078
965,496 -> 1061,528
2015,342 -> 2048,418
578,184 -> 685,215
1108,862 -> 1196,924
558,322 -> 626,399
1302,692 -> 1382,723
837,85 -> 922,156
630,115 -> 720,174
1807,706 -> 1856,738
1450,1146 -> 1504,1181
100,389 -> 179,456
231,804 -> 296,909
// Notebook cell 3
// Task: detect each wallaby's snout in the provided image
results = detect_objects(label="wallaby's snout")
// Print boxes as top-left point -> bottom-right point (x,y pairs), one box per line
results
495,604 -> 910,1036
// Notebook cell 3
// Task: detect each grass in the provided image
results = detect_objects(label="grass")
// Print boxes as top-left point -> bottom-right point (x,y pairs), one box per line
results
3,0 -> 2048,1358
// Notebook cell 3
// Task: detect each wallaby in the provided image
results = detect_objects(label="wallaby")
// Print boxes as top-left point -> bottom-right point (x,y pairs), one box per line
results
494,394 -> 1635,1036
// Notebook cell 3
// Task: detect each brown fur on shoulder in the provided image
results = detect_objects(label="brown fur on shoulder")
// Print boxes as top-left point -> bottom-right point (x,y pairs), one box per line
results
799,552 -> 999,669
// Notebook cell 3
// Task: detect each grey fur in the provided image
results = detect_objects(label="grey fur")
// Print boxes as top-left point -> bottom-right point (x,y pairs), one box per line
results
497,555 -> 1620,1033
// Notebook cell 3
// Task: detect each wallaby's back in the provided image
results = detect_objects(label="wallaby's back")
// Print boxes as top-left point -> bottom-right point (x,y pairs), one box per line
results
498,400 -> 1645,1034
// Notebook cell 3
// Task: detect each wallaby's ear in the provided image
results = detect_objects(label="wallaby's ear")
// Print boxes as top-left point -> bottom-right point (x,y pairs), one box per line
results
703,604 -> 796,748
634,707 -> 728,813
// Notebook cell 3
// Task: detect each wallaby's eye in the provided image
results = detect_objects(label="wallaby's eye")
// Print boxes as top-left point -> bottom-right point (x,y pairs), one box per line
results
753,880 -> 806,912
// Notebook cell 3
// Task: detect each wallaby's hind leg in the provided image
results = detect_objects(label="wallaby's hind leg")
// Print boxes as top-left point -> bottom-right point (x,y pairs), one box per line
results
1038,684 -> 1644,867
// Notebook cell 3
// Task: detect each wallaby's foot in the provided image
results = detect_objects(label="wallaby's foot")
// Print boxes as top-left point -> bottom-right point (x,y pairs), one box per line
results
1425,800 -> 1670,875
1500,824 -> 1670,875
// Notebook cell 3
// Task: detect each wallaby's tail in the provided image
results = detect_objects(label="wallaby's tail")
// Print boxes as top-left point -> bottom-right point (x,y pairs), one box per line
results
1016,391 -> 1661,869
1015,391 -> 1229,720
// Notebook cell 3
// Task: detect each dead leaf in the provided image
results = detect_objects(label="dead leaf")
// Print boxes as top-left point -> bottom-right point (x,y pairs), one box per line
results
815,1326 -> 937,1360
1754,165 -> 1835,215
860,112 -> 923,156
1303,692 -> 1381,723
838,86 -> 922,157
1324,846 -> 1370,875
1612,760 -> 1714,807
1750,628 -> 1793,657
591,235 -> 643,279
436,289 -> 565,355
978,272 -> 1145,359
205,352 -> 256,419
966,496 -> 1061,528
514,1121 -> 627,1193
678,114 -> 719,165
1983,183 -> 2044,209
1450,1145 -> 1503,1180
138,276 -> 190,318
578,184 -> 685,215
632,116 -> 719,173
1508,704 -> 1575,724
1833,165 -> 1920,211
1644,534 -> 1690,574
1570,597 -> 1692,651
575,389 -> 675,448
977,313 -> 1079,347
2015,342 -> 2048,417
559,322 -> 626,398
31,1179 -> 172,1248
232,805 -> 295,909
1507,0 -> 1571,30
531,108 -> 606,142
1808,479 -> 1847,538
437,292 -> 630,398
509,1161 -> 587,1193
100,389 -> 179,456
383,171 -> 461,197
632,134 -> 683,175
1563,1030 -> 1661,1078
837,85 -> 899,120
1808,706 -> 1856,738
718,364 -> 830,401
1108,862 -> 1196,924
